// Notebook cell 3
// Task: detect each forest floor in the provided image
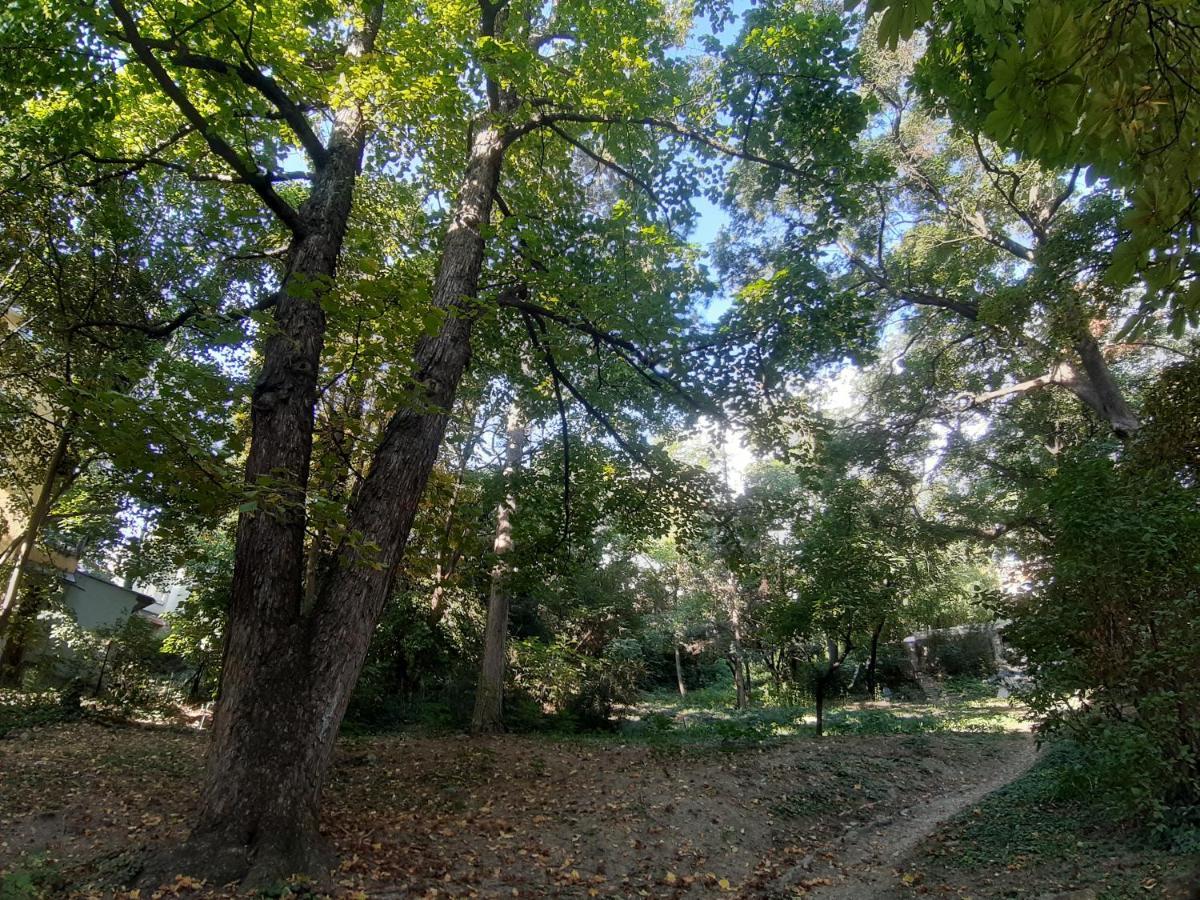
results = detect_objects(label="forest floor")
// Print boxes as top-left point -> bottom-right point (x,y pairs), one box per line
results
1,690 -> 1196,899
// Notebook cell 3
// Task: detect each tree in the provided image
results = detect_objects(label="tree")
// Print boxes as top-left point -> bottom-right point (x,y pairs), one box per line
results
2,0 -> 750,880
716,22 -> 1167,443
857,0 -> 1199,326
1002,359 -> 1200,824
0,177 -> 236,658
471,397 -> 527,733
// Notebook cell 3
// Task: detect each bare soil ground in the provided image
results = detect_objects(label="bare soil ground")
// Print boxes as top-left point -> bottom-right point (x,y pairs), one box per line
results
0,721 -> 1192,898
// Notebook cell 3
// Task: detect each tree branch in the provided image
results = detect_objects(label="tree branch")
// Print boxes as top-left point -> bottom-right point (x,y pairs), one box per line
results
119,36 -> 329,168
496,293 -> 709,414
519,310 -> 655,474
66,290 -> 280,339
106,0 -> 305,233
544,122 -> 662,208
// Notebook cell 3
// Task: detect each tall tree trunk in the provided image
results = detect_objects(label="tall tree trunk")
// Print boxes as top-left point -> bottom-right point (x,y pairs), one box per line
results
730,580 -> 748,709
471,401 -> 527,734
0,422 -> 71,652
674,642 -> 687,697
866,619 -> 885,699
171,9 -> 387,884
178,106 -> 508,884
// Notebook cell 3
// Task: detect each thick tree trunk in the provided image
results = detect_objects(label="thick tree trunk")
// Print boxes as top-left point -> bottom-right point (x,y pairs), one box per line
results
1072,331 -> 1140,437
674,643 -> 687,697
958,332 -> 1139,437
471,402 -> 527,734
176,112 -> 508,885
166,10 -> 387,885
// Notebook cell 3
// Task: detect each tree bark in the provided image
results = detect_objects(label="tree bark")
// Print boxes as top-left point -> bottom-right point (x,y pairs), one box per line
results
0,420 -> 73,655
674,642 -> 687,697
164,9 -> 387,884
956,332 -> 1139,437
1072,331 -> 1139,437
866,619 -> 884,699
471,401 -> 527,734
174,108 -> 508,885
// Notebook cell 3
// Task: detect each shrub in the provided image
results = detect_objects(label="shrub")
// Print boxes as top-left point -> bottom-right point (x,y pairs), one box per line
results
1005,446 -> 1200,834
0,689 -> 70,736
507,637 -> 644,731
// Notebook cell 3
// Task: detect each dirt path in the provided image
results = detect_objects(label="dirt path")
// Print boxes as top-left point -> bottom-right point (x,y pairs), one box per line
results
1,722 -> 1045,897
805,735 -> 1038,898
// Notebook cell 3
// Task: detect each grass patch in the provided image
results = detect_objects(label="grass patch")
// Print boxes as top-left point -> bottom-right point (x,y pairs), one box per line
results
900,741 -> 1200,897
0,689 -> 74,737
620,676 -> 1023,750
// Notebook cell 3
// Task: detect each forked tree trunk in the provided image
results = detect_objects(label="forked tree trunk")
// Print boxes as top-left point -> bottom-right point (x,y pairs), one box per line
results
471,402 -> 527,733
176,114 -> 508,885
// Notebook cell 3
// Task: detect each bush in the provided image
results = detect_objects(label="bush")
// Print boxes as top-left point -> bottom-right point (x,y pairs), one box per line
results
1006,442 -> 1200,834
507,637 -> 645,731
0,689 -> 71,736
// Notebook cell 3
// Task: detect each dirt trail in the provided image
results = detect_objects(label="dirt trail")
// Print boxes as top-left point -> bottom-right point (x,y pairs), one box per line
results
1,721 -> 1043,897
805,734 -> 1038,898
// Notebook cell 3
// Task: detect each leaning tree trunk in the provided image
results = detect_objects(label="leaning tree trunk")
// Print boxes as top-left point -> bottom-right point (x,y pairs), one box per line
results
179,113 -> 508,886
0,422 -> 71,652
471,401 -> 527,734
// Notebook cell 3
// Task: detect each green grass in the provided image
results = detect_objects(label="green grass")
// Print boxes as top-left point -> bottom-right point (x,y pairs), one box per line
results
618,675 -> 1023,750
901,741 -> 1200,897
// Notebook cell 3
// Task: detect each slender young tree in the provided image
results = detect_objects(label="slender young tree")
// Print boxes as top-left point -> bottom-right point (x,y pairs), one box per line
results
471,398 -> 527,733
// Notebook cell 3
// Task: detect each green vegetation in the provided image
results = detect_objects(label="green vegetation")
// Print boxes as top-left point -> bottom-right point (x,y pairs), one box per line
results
900,742 -> 1200,896
0,0 -> 1195,890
